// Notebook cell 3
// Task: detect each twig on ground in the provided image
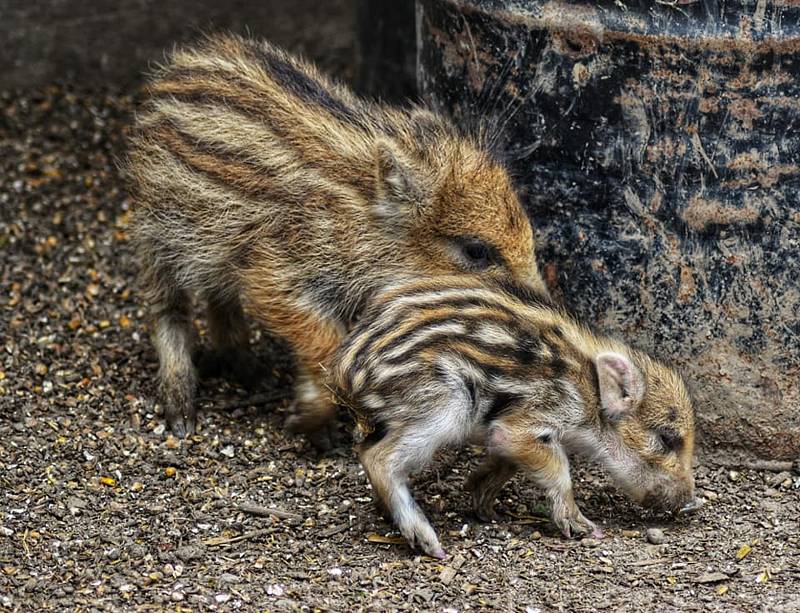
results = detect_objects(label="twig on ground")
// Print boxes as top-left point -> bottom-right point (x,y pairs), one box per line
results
627,559 -> 667,567
710,459 -> 796,473
319,523 -> 350,538
202,528 -> 273,547
237,501 -> 303,521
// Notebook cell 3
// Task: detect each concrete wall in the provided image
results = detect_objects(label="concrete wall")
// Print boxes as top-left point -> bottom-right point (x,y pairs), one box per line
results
2,0 -> 359,89
1,0 -> 418,100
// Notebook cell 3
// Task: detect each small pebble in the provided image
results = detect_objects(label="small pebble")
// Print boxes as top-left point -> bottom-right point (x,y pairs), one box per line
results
646,528 -> 666,545
769,471 -> 792,488
439,566 -> 457,585
176,545 -> 205,562
128,544 -> 146,559
218,573 -> 239,585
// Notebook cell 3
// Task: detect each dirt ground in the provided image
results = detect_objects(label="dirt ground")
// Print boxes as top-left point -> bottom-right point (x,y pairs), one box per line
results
1,86 -> 799,613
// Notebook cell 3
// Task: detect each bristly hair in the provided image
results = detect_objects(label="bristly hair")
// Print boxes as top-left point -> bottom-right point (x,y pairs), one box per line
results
427,37 -> 544,186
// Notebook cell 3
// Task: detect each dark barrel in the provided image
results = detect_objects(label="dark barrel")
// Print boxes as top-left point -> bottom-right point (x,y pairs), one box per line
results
417,0 -> 800,460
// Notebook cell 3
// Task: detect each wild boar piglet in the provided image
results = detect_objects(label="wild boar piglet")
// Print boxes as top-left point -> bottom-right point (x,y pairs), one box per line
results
126,34 -> 546,442
332,276 -> 697,558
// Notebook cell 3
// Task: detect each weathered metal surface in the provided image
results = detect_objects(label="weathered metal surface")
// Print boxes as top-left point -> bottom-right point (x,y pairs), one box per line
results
417,0 -> 800,459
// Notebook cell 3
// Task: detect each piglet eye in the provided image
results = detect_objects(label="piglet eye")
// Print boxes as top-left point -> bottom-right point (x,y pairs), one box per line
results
465,241 -> 490,264
655,427 -> 683,452
454,236 -> 500,271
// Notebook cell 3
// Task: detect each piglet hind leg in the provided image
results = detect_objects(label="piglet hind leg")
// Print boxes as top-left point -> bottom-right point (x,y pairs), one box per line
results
146,274 -> 198,438
255,302 -> 342,451
358,433 -> 446,559
285,368 -> 341,451
465,456 -> 519,522
196,292 -> 266,389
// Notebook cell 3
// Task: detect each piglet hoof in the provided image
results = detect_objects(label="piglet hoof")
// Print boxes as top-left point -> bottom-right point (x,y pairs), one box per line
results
165,408 -> 194,439
170,419 -> 187,439
429,546 -> 447,560
472,503 -> 499,523
553,509 -> 597,540
401,522 -> 444,560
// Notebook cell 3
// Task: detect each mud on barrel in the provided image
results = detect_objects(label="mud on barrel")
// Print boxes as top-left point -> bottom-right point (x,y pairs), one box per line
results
417,0 -> 800,460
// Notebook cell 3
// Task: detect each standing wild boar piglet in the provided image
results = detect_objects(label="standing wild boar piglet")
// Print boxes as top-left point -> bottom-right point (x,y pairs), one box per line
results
126,34 -> 546,442
332,276 -> 697,558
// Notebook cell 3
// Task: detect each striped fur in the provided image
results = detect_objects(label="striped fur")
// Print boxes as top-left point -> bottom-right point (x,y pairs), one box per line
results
332,276 -> 696,558
125,34 -> 546,440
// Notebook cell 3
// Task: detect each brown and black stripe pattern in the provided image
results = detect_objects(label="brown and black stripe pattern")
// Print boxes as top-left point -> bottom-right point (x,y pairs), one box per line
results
125,34 -> 547,441
331,275 -> 696,558
335,275 -> 576,415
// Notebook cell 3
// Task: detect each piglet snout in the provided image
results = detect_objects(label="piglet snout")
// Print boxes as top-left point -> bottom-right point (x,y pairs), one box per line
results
639,484 -> 696,514
678,496 -> 705,515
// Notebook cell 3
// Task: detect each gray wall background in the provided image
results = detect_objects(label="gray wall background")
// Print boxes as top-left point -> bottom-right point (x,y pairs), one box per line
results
2,0 -> 416,99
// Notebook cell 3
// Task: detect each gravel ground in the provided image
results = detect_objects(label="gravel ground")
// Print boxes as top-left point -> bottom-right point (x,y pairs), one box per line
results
2,86 -> 800,613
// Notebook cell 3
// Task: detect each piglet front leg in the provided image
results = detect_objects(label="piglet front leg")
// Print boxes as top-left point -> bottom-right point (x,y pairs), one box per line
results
488,426 -> 602,539
550,487 -> 601,539
465,456 -> 519,522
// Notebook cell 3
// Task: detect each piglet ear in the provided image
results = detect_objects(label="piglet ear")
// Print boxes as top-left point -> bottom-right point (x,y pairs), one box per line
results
595,352 -> 645,421
372,139 -> 423,222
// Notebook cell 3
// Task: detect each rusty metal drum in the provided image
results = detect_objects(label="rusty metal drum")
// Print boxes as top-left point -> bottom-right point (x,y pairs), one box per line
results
417,0 -> 800,459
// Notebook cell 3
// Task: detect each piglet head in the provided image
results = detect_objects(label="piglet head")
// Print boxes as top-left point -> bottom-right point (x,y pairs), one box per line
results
593,351 -> 697,513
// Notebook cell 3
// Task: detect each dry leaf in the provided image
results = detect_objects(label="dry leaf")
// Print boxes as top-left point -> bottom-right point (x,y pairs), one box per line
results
695,572 -> 729,584
736,543 -> 751,561
367,534 -> 406,545
716,586 -> 728,596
